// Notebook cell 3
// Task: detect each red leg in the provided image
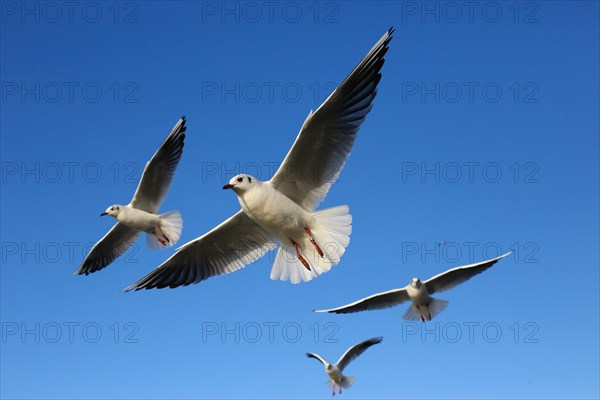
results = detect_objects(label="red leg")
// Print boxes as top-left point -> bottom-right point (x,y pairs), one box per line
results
292,241 -> 311,271
416,305 -> 425,322
154,232 -> 167,246
305,227 -> 324,258
157,226 -> 170,243
332,388 -> 335,396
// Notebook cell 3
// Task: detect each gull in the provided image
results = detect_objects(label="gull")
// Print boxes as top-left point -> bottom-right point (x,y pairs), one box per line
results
315,253 -> 510,321
124,28 -> 393,290
75,117 -> 186,275
306,337 -> 383,396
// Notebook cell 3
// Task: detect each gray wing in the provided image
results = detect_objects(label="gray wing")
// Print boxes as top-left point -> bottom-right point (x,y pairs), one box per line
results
336,337 -> 383,371
130,116 -> 186,213
124,211 -> 277,291
75,223 -> 140,275
306,352 -> 328,366
270,28 -> 393,211
314,288 -> 410,314
424,253 -> 511,295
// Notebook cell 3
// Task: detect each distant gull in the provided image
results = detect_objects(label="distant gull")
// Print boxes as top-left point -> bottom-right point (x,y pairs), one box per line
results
75,117 -> 186,275
124,28 -> 393,291
306,337 -> 383,396
314,253 -> 510,321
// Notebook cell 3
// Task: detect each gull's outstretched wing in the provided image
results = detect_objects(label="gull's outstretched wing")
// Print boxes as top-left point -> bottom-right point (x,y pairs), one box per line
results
75,223 -> 140,275
336,337 -> 383,371
314,288 -> 410,314
124,211 -> 277,291
270,28 -> 393,211
424,253 -> 510,295
306,353 -> 329,366
130,116 -> 186,213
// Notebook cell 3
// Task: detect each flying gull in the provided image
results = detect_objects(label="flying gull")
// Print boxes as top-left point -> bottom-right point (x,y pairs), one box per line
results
124,28 -> 393,290
75,116 -> 186,275
314,253 -> 510,321
306,337 -> 383,396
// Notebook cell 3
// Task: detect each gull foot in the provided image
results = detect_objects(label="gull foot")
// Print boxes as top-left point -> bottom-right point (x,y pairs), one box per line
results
416,305 -> 425,322
292,240 -> 311,271
305,227 -> 324,258
157,226 -> 170,243
154,233 -> 167,246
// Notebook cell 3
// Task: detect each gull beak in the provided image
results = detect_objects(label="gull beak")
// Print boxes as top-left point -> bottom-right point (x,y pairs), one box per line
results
223,184 -> 234,190
100,212 -> 108,216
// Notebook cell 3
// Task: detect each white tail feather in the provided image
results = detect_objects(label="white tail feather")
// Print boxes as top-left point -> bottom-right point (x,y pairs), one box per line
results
270,245 -> 318,284
402,298 -> 449,321
402,305 -> 423,321
269,205 -> 352,284
145,210 -> 183,250
326,376 -> 355,389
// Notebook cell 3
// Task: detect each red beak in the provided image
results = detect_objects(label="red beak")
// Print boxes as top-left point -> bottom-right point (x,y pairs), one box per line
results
223,184 -> 234,190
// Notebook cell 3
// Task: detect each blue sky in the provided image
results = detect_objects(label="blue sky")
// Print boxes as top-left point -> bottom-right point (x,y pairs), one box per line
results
1,1 -> 598,399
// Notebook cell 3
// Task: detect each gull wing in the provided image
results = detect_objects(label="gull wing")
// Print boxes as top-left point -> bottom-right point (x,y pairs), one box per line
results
336,337 -> 383,371
270,28 -> 393,211
75,223 -> 139,275
314,288 -> 410,314
306,352 -> 329,366
424,253 -> 510,295
124,211 -> 277,290
130,116 -> 186,213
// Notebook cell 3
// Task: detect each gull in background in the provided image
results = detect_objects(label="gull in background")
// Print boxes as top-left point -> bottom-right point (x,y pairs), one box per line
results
315,253 -> 510,321
306,337 -> 383,396
75,117 -> 186,275
124,28 -> 393,290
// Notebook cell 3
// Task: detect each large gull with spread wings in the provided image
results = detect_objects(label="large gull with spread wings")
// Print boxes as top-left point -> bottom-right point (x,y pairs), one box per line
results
125,28 -> 393,290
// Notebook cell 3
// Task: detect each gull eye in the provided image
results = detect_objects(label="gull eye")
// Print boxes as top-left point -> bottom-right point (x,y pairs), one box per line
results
237,177 -> 243,183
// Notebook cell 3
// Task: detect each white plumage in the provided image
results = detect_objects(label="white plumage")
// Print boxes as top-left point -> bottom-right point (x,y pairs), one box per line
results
315,253 -> 510,321
75,116 -> 186,275
125,28 -> 393,291
306,337 -> 383,396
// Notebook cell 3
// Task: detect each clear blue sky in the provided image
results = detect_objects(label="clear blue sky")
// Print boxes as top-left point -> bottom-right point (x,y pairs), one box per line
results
1,1 -> 598,399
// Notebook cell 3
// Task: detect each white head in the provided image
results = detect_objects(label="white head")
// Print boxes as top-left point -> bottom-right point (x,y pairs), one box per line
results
100,204 -> 123,218
222,174 -> 259,193
410,278 -> 422,288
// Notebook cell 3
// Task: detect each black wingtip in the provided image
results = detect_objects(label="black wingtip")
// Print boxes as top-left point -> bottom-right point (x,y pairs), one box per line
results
181,115 -> 186,121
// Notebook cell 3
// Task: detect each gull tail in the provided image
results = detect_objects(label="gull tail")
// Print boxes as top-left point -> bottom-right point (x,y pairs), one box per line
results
146,210 -> 183,249
269,205 -> 352,284
403,298 -> 449,321
326,376 -> 356,389
311,205 -> 352,265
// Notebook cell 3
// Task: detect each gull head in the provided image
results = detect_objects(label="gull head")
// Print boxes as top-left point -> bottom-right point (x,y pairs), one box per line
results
410,278 -> 422,288
326,364 -> 333,371
100,205 -> 122,217
222,174 -> 259,193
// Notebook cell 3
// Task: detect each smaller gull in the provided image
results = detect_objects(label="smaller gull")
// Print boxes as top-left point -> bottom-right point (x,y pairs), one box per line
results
75,116 -> 186,275
306,337 -> 383,396
314,253 -> 510,321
